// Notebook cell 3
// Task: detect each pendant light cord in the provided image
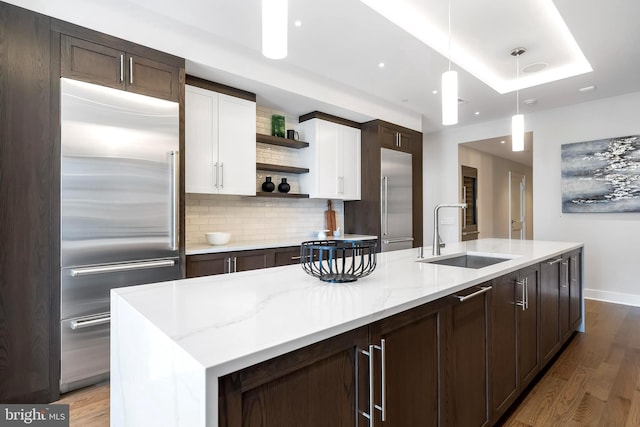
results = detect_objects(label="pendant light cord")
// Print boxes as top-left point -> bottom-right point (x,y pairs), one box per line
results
448,0 -> 452,71
516,53 -> 520,115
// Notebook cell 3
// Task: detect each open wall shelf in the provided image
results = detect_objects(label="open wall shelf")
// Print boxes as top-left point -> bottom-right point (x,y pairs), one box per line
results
256,163 -> 309,174
256,133 -> 309,149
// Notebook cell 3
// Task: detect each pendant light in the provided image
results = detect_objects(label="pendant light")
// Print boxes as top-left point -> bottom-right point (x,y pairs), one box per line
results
442,0 -> 458,125
262,0 -> 288,59
510,47 -> 526,152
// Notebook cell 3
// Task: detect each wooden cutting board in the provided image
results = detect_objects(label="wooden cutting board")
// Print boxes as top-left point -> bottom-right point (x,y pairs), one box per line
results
325,200 -> 336,233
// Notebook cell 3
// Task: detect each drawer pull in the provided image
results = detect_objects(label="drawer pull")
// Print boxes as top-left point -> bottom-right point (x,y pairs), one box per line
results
453,286 -> 492,302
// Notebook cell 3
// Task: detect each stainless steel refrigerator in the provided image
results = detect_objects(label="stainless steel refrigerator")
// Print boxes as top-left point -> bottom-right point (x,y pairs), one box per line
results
380,148 -> 414,252
59,78 -> 181,392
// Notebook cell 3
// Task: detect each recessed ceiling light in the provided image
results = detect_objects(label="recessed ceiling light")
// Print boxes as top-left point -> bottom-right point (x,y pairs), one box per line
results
378,62 -> 385,68
522,62 -> 548,73
523,98 -> 537,105
579,85 -> 597,92
432,90 -> 438,94
294,20 -> 302,27
474,111 -> 480,115
500,140 -> 506,144
360,0 -> 592,94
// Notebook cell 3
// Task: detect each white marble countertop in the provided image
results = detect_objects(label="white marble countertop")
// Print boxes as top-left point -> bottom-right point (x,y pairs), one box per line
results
186,234 -> 378,255
113,238 -> 582,377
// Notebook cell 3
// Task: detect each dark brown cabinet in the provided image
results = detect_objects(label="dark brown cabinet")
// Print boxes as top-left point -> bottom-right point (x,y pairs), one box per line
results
369,298 -> 448,426
562,250 -> 582,341
0,1 -> 55,403
447,284 -> 492,427
186,250 -> 270,277
218,327 -> 368,427
60,33 -> 181,102
380,125 -> 413,153
540,256 -> 563,365
272,246 -> 303,266
217,252 -> 582,427
345,120 -> 423,249
490,265 -> 539,421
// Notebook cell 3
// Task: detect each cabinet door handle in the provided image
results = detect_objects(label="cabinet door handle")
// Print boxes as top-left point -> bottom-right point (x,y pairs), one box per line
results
562,261 -> 569,288
515,279 -> 526,311
119,54 -> 124,82
524,277 -> 529,309
220,163 -> 224,189
382,176 -> 388,236
213,162 -> 219,189
547,257 -> 562,265
233,256 -> 237,273
226,257 -> 231,274
452,286 -> 492,302
360,342 -> 385,425
129,56 -> 133,84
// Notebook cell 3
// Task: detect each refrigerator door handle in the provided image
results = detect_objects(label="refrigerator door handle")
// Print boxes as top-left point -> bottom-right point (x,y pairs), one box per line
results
382,176 -> 388,236
168,150 -> 179,250
69,313 -> 111,330
382,237 -> 414,244
69,259 -> 176,277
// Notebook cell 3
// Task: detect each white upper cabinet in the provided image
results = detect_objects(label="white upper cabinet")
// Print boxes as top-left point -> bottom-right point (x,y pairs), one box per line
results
185,85 -> 256,195
299,118 -> 361,200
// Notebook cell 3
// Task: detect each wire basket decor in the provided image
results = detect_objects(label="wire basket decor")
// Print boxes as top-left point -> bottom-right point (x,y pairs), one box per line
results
300,240 -> 377,283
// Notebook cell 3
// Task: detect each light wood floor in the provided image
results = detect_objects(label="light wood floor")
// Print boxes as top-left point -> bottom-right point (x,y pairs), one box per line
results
56,299 -> 640,426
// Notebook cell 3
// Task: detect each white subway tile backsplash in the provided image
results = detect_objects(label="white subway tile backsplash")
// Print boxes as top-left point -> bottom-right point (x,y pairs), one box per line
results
185,193 -> 344,245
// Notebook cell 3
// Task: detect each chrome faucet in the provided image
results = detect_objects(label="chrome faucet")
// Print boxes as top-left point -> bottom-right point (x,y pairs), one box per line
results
433,203 -> 467,256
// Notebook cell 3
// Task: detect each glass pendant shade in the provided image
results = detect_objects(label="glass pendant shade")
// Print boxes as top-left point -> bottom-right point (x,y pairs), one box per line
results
442,70 -> 458,125
262,0 -> 288,59
512,114 -> 524,152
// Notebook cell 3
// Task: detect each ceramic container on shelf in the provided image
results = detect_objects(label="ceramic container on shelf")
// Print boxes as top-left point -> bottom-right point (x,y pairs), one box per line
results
278,177 -> 290,193
261,176 -> 275,192
271,115 -> 285,138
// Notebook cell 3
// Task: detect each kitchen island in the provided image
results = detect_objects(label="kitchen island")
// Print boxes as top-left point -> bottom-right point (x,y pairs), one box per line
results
111,238 -> 584,427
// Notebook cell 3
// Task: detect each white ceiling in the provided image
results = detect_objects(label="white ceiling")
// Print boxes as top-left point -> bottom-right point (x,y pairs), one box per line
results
11,0 -> 640,165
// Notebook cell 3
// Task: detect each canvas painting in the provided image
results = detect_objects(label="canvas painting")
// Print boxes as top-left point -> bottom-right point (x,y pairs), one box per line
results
561,135 -> 640,213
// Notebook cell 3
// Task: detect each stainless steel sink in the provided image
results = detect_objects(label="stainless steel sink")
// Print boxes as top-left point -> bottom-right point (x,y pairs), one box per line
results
422,254 -> 512,269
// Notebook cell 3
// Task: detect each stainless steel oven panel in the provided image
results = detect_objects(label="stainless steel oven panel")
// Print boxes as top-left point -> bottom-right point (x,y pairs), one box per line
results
60,313 -> 110,393
60,259 -> 180,320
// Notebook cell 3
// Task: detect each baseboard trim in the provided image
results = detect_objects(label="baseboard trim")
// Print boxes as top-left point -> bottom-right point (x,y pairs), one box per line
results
584,288 -> 640,307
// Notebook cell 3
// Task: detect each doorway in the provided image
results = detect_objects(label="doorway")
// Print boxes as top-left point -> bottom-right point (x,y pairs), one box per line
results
509,171 -> 526,239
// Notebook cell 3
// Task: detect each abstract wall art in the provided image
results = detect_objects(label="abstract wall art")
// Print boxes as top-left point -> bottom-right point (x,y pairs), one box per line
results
561,135 -> 640,213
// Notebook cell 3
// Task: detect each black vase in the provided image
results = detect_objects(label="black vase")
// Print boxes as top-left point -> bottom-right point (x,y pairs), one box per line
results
278,177 -> 290,193
261,176 -> 275,192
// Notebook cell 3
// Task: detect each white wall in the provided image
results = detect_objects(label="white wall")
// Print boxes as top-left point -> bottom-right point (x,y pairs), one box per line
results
424,91 -> 640,305
458,146 -> 533,239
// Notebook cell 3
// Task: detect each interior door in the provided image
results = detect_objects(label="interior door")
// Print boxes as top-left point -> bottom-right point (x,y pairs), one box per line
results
509,171 -> 526,239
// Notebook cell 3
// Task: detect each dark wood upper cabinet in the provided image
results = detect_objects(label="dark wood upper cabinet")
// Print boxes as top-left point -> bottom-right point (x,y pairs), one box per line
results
344,120 -> 423,249
61,35 -> 125,90
58,30 -> 182,102
125,53 -> 181,101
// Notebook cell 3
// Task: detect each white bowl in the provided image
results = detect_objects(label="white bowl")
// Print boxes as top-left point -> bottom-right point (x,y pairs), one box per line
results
205,232 -> 231,246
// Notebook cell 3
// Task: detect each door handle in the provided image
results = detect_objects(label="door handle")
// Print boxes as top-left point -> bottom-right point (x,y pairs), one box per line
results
69,313 -> 110,330
452,286 -> 492,302
382,176 -> 388,236
360,340 -> 386,426
168,150 -> 179,251
119,54 -> 124,82
382,237 -> 414,244
129,56 -> 134,84
69,259 -> 175,276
